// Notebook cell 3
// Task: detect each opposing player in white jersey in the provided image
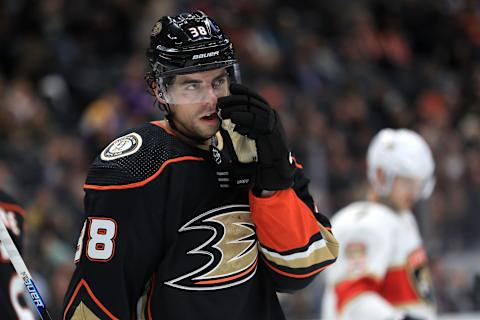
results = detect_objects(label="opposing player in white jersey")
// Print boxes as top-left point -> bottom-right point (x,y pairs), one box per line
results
322,128 -> 437,320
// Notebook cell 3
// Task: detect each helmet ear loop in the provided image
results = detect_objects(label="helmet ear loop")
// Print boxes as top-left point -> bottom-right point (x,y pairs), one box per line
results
145,72 -> 158,97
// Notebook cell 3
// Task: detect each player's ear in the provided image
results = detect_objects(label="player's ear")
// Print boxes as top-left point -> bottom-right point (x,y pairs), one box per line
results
152,81 -> 168,105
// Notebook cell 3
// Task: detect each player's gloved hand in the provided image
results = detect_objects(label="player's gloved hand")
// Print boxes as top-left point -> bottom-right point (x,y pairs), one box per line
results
218,83 -> 296,191
210,127 -> 256,189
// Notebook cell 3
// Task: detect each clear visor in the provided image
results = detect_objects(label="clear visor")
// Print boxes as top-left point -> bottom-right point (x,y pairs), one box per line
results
159,64 -> 240,105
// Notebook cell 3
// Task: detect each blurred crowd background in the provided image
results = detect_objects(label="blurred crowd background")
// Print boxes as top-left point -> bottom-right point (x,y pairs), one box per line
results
0,0 -> 479,318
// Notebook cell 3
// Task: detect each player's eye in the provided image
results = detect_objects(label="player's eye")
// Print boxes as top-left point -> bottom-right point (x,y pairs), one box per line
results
212,76 -> 227,89
184,83 -> 200,91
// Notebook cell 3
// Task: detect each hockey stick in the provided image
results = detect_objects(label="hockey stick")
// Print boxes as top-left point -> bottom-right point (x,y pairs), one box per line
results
0,218 -> 52,320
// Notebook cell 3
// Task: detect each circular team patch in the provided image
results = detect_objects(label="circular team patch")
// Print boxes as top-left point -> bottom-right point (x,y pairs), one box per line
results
100,133 -> 142,161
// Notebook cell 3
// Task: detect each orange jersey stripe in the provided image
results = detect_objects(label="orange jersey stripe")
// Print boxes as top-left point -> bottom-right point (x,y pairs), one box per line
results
63,279 -> 119,320
335,276 -> 380,311
380,267 -> 419,305
291,156 -> 303,169
249,188 -> 319,252
84,156 -> 204,190
0,202 -> 27,217
195,258 -> 258,285
151,120 -> 176,136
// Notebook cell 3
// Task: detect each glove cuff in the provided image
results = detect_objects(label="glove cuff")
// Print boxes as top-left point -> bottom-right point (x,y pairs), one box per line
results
255,163 -> 296,191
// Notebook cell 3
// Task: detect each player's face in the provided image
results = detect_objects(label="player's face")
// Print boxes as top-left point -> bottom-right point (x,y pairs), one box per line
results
389,176 -> 424,210
165,68 -> 230,143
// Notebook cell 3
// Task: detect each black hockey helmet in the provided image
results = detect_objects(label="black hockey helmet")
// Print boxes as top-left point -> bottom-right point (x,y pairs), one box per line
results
146,11 -> 240,81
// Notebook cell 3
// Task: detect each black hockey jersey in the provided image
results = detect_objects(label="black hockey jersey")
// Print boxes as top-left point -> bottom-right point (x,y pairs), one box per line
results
0,190 -> 35,320
63,121 -> 338,320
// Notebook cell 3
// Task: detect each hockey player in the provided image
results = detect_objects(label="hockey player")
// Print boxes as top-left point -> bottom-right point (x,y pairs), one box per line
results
322,128 -> 437,320
63,11 -> 338,319
0,190 -> 35,320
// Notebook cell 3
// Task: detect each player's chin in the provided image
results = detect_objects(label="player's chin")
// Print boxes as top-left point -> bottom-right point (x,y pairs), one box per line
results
196,118 -> 220,139
399,198 -> 414,211
199,117 -> 220,131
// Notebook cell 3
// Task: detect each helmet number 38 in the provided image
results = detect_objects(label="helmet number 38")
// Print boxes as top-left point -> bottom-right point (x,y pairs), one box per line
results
189,26 -> 208,38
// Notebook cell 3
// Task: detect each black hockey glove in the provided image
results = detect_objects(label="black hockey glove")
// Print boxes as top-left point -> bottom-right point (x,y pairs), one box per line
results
218,83 -> 296,191
210,127 -> 256,190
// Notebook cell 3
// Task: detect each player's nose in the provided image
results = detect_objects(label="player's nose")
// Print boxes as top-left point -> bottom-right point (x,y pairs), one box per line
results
204,87 -> 219,108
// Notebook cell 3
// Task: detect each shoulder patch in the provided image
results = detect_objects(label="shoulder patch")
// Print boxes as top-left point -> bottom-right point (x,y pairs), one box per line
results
85,123 -> 205,188
100,132 -> 142,161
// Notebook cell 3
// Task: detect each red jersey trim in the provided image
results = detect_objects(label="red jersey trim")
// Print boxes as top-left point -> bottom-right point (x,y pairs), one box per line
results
335,266 -> 422,312
0,202 -> 26,217
84,156 -> 204,190
380,266 -> 419,304
335,276 -> 381,311
63,278 -> 119,320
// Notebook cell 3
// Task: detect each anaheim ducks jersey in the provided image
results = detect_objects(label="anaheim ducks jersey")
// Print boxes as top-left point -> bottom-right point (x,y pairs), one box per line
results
63,120 -> 338,320
0,190 -> 35,320
322,201 -> 436,320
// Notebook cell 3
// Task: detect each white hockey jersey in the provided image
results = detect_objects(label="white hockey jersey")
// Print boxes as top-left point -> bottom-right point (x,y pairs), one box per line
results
322,201 -> 436,320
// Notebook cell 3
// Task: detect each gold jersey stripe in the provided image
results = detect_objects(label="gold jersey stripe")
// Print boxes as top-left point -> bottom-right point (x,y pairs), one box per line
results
71,302 -> 101,320
261,223 -> 339,269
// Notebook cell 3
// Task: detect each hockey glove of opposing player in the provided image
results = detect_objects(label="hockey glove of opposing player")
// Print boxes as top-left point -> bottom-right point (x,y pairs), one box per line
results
218,83 -> 296,191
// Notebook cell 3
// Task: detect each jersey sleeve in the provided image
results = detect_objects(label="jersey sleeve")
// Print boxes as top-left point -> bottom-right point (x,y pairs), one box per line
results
249,168 -> 338,292
331,207 -> 397,315
63,186 -> 164,320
